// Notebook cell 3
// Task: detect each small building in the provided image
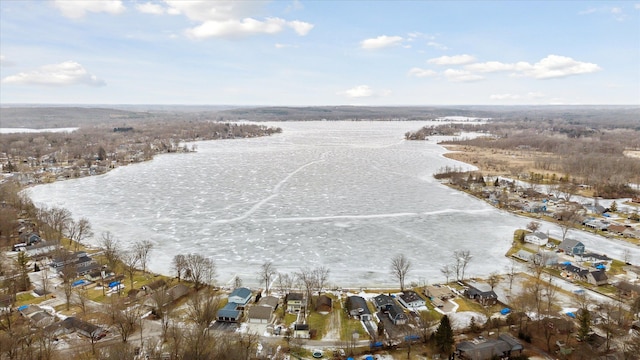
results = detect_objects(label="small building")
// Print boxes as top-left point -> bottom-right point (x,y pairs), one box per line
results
55,317 -> 106,340
397,290 -> 426,309
315,295 -> 332,313
217,302 -> 242,323
388,303 -> 408,325
293,323 -> 310,338
373,294 -> 396,312
524,231 -> 549,246
285,293 -> 305,313
346,296 -> 372,321
585,270 -> 608,286
423,285 -> 455,301
257,295 -> 279,310
533,251 -> 559,267
456,333 -> 523,360
228,287 -> 252,306
615,281 -> 640,299
465,286 -> 498,306
24,242 -> 58,258
142,279 -> 166,294
247,306 -> 272,324
559,238 -> 585,257
31,311 -> 55,328
165,284 -> 190,303
512,250 -> 532,262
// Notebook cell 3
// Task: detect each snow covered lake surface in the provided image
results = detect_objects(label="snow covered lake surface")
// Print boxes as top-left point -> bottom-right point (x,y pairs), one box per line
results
26,121 -> 640,287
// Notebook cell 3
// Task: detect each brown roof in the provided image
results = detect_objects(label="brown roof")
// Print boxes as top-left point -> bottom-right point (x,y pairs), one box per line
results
315,295 -> 332,311
248,305 -> 272,320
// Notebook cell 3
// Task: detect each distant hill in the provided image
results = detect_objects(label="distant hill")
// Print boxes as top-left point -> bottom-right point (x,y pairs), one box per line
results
1,105 -> 638,129
0,107 -> 155,128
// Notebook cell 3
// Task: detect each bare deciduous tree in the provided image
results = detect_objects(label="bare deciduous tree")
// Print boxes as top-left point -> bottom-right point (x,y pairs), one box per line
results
440,264 -> 453,284
390,254 -> 412,291
100,231 -> 120,271
487,272 -> 500,291
556,204 -> 581,241
526,221 -> 541,233
276,272 -> 295,295
295,268 -> 316,314
313,266 -> 330,296
120,250 -> 140,289
134,240 -> 153,274
66,217 -> 93,250
110,300 -> 141,343
187,288 -> 220,330
184,253 -> 216,289
257,261 -> 277,295
172,254 -> 187,282
504,260 -> 519,292
454,250 -> 473,281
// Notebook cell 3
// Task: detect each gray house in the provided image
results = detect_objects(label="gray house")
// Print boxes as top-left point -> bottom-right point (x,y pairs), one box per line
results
372,294 -> 396,312
346,296 -> 372,321
456,333 -> 523,360
559,238 -> 585,257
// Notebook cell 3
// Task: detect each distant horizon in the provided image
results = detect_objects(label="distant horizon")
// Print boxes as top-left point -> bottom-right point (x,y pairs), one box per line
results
1,1 -> 638,105
2,103 -> 639,108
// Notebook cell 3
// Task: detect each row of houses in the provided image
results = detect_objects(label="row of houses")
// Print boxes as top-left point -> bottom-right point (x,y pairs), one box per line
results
523,232 -> 586,257
17,305 -> 107,341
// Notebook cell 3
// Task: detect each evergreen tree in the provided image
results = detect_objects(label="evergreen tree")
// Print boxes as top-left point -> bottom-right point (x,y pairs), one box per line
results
577,309 -> 591,342
435,315 -> 454,355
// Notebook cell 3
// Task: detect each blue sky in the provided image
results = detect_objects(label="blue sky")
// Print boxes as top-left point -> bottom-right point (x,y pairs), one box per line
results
1,0 -> 638,105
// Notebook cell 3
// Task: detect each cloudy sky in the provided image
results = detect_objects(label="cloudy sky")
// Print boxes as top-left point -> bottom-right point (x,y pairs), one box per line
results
1,0 -> 638,105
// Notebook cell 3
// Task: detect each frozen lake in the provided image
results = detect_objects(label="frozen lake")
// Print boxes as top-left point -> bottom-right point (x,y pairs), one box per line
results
26,121 -> 640,288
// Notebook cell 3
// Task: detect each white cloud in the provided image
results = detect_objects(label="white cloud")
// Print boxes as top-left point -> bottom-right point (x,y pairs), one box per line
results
186,17 -> 286,38
465,55 -> 601,79
515,55 -> 601,79
288,20 -> 314,36
579,5 -> 627,20
339,85 -> 391,98
428,54 -> 476,65
636,3 -> 640,10
465,61 -> 518,73
360,35 -> 404,50
53,0 -> 125,19
2,61 -> 106,87
490,92 -> 547,101
163,1 -> 313,38
427,41 -> 448,50
408,67 -> 437,78
341,85 -> 373,98
443,69 -> 483,82
136,2 -> 165,15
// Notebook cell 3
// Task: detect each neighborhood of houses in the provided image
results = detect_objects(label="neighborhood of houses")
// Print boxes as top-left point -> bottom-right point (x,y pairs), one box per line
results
456,175 -> 640,242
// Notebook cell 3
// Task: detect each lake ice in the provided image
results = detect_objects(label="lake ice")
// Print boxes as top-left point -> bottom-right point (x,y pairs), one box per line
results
26,121 -> 640,288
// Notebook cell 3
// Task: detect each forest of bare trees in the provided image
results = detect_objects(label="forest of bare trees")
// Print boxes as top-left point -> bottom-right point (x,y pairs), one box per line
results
410,114 -> 640,198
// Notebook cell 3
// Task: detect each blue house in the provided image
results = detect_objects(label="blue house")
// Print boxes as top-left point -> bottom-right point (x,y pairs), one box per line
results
228,287 -> 252,306
559,238 -> 585,257
216,287 -> 252,323
217,302 -> 242,322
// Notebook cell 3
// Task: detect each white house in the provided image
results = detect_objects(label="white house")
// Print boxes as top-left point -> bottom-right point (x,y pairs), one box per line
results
398,290 -> 426,309
524,231 -> 549,246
